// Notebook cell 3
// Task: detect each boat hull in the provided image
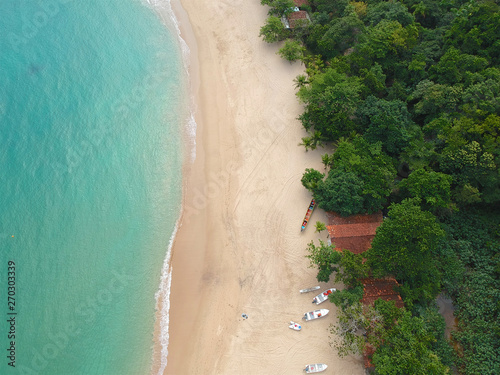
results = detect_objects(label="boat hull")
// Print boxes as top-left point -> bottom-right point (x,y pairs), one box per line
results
312,288 -> 336,305
302,309 -> 329,321
301,198 -> 316,231
304,363 -> 328,373
300,286 -> 320,293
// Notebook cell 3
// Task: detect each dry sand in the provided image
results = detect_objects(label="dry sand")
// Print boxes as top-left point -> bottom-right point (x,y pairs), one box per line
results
152,0 -> 364,374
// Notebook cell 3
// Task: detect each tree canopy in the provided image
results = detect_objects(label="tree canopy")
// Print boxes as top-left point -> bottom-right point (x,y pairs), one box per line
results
297,68 -> 364,140
367,199 -> 445,308
311,137 -> 395,215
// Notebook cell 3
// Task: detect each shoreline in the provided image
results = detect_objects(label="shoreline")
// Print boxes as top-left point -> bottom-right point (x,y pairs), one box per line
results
153,0 -> 365,374
148,0 -> 201,374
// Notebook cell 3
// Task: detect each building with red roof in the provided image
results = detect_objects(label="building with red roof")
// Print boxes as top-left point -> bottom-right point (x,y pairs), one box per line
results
283,10 -> 311,29
361,278 -> 404,309
326,211 -> 383,254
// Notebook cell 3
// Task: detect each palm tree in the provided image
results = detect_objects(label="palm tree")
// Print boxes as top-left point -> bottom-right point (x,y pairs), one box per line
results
315,221 -> 327,234
294,74 -> 309,89
298,136 -> 315,151
321,153 -> 333,169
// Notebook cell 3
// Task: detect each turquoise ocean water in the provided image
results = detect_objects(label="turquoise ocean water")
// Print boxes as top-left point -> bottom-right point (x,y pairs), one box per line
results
0,0 -> 187,374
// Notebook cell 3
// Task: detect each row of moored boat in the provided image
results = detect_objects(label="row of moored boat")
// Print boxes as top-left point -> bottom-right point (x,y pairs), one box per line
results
292,286 -> 336,373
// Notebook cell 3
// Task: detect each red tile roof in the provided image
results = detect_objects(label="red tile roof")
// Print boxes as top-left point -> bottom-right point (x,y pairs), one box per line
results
364,343 -> 375,369
361,278 -> 404,367
287,11 -> 309,28
329,234 -> 375,254
328,222 -> 381,238
293,0 -> 309,6
326,212 -> 383,254
326,211 -> 383,225
361,278 -> 404,309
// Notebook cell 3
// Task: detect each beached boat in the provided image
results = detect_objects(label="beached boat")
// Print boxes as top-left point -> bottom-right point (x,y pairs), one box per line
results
300,198 -> 316,232
304,363 -> 328,373
289,321 -> 302,331
302,309 -> 329,321
312,288 -> 336,305
300,286 -> 320,294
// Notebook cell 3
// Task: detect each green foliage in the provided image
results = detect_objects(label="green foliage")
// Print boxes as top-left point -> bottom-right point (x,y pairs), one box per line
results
321,153 -> 333,169
398,135 -> 436,172
313,136 -> 396,216
277,39 -> 306,62
365,0 -> 415,27
439,211 -> 500,374
316,11 -> 364,58
355,19 -> 419,70
259,16 -> 287,43
261,0 -> 295,16
440,140 -> 497,204
293,74 -> 309,89
297,68 -> 364,139
426,114 -> 500,205
314,169 -> 365,216
331,299 -> 451,373
369,199 -> 446,273
462,78 -> 500,118
301,168 -> 324,191
327,137 -> 396,213
306,245 -> 368,287
350,1 -> 368,19
409,80 -> 463,121
333,249 -> 369,288
329,299 -> 367,357
418,306 -> 456,368
429,47 -> 489,85
446,0 -> 500,64
301,54 -> 326,78
329,285 -> 364,310
357,95 -> 421,156
371,309 -> 450,374
312,0 -> 350,18
440,140 -> 496,184
305,239 -> 340,282
407,0 -> 451,29
360,63 -> 386,96
367,199 -> 445,307
398,168 -> 453,210
314,221 -> 327,233
428,115 -> 500,155
298,130 -> 324,151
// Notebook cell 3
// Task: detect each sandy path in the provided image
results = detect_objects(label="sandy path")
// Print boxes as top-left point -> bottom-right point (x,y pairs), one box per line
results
153,1 -> 364,374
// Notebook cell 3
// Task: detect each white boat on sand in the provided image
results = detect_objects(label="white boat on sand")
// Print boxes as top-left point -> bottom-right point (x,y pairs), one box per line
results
289,321 -> 301,331
302,309 -> 329,321
312,288 -> 336,305
300,286 -> 320,294
304,363 -> 328,373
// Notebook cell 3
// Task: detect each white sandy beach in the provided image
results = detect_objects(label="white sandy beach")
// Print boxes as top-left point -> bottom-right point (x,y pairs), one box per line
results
152,1 -> 365,374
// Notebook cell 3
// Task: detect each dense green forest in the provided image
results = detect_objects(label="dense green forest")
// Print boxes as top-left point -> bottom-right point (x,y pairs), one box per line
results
261,0 -> 500,373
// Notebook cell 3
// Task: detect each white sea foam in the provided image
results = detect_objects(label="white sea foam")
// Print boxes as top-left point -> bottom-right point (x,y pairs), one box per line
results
153,218 -> 177,375
145,0 -> 198,373
186,112 -> 197,162
147,0 -> 197,162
